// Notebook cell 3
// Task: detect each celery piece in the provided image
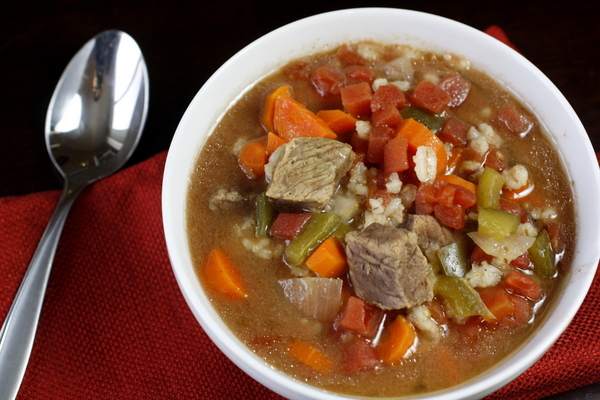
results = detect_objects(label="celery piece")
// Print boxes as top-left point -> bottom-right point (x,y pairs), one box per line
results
255,192 -> 275,237
478,207 -> 520,240
285,213 -> 341,266
477,167 -> 505,209
400,106 -> 444,132
436,241 -> 470,277
529,229 -> 556,277
434,275 -> 495,320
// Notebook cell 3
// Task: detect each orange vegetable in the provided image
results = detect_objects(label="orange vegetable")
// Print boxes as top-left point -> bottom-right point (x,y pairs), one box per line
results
266,131 -> 286,156
383,135 -> 409,173
288,340 -> 334,374
238,138 -> 268,179
273,94 -> 337,141
340,81 -> 373,116
395,118 -> 447,174
261,85 -> 291,132
305,236 -> 348,278
202,248 -> 248,300
477,284 -> 515,323
316,109 -> 358,135
504,270 -> 542,300
338,296 -> 384,338
376,315 -> 416,363
409,80 -> 451,114
436,174 -> 477,194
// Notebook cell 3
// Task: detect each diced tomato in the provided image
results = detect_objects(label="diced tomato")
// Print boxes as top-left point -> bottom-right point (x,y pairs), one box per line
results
484,147 -> 508,172
345,66 -> 376,84
370,84 -> 407,112
350,131 -> 369,155
438,116 -> 469,146
504,270 -> 542,300
337,296 -> 384,338
367,125 -> 394,164
409,80 -> 451,114
453,185 -> 477,209
546,222 -> 565,255
283,60 -> 312,80
269,212 -> 312,240
415,184 -> 435,215
478,284 -> 515,323
340,82 -> 373,116
500,293 -> 531,328
439,74 -> 471,107
470,245 -> 493,265
337,43 -> 367,66
499,199 -> 527,222
498,102 -> 534,136
371,105 -> 402,128
341,336 -> 381,373
456,317 -> 495,343
311,66 -> 344,98
434,204 -> 465,230
383,135 -> 409,173
510,252 -> 533,270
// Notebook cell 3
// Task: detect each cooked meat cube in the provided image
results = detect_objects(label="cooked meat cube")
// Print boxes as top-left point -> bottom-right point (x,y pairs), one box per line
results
403,214 -> 454,252
345,223 -> 433,310
266,137 -> 355,212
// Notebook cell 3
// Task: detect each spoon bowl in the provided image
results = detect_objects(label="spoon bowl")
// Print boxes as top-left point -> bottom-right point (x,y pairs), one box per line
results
0,30 -> 148,399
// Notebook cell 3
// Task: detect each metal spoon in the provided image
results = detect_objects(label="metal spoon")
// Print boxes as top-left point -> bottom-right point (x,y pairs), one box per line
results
0,30 -> 149,399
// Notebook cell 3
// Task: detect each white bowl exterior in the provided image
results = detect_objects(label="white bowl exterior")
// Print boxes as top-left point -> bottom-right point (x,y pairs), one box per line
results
163,8 -> 600,400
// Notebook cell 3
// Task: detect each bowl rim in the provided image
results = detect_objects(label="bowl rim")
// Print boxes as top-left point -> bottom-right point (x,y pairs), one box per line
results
162,7 -> 600,400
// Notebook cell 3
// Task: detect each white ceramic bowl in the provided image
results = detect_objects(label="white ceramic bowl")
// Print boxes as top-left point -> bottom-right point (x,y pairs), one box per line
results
162,8 -> 600,399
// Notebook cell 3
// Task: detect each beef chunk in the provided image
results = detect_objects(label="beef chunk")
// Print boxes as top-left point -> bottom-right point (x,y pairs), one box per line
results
345,223 -> 433,310
266,137 -> 355,212
403,214 -> 455,252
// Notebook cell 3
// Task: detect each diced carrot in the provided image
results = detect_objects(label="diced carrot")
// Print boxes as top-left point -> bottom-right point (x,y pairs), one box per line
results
261,85 -> 292,133
337,296 -> 384,338
504,270 -> 542,300
383,135 -> 409,173
341,335 -> 381,373
340,82 -> 373,116
371,84 -> 407,112
311,66 -> 345,98
316,109 -> 358,135
344,66 -> 376,84
238,138 -> 268,179
367,125 -> 394,164
436,174 -> 476,194
376,315 -> 416,363
438,116 -> 469,146
269,212 -> 311,240
288,340 -> 334,374
477,284 -> 515,323
202,248 -> 248,300
371,105 -> 402,128
266,131 -> 287,156
409,80 -> 451,114
498,102 -> 534,136
439,74 -> 471,108
395,118 -> 447,175
305,236 -> 348,278
273,94 -> 337,141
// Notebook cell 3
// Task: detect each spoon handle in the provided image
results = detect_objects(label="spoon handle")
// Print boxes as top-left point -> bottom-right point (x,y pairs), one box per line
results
0,182 -> 86,400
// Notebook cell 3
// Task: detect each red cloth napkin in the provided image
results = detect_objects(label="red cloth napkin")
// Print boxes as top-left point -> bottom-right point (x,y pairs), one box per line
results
1,28 -> 598,400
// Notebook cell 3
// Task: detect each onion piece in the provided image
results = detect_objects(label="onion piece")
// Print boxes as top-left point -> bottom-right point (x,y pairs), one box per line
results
467,231 -> 536,262
279,277 -> 343,321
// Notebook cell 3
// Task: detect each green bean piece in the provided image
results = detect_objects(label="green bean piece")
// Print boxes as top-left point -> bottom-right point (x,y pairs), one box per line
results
478,207 -> 520,240
436,241 -> 470,277
331,221 -> 355,245
434,275 -> 495,320
477,167 -> 505,209
255,192 -> 275,237
284,213 -> 341,266
400,106 -> 444,133
529,229 -> 556,277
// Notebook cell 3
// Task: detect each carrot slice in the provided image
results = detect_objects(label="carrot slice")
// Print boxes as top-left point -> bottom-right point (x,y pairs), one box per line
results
436,174 -> 477,194
273,95 -> 337,141
261,85 -> 292,133
316,109 -> 358,135
376,315 -> 416,363
238,138 -> 268,179
266,131 -> 286,156
202,248 -> 248,300
396,118 -> 447,175
288,340 -> 334,374
305,236 -> 348,278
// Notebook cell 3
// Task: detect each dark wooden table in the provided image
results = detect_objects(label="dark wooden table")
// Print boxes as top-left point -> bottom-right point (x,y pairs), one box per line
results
0,1 -> 598,398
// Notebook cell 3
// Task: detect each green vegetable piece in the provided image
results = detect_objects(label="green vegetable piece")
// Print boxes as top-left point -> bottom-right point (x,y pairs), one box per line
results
436,241 -> 470,277
477,167 -> 505,209
255,192 -> 275,237
529,229 -> 556,277
434,275 -> 495,320
478,207 -> 520,240
331,221 -> 355,244
400,106 -> 444,132
285,213 -> 340,266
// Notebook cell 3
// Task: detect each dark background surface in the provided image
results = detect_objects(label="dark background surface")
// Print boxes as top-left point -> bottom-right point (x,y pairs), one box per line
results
0,1 -> 598,398
0,0 -> 598,197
